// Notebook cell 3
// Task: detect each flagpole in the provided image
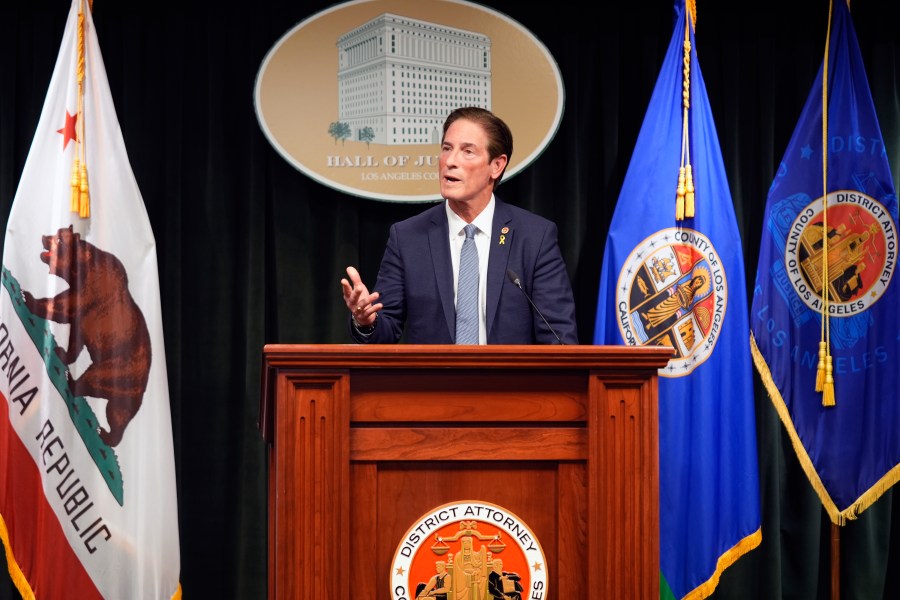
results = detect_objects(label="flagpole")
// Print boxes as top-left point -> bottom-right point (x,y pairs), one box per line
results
823,4 -> 840,595
831,522 -> 840,600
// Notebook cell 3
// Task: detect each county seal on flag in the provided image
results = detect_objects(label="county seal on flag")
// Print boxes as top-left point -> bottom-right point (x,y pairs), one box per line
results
615,228 -> 727,377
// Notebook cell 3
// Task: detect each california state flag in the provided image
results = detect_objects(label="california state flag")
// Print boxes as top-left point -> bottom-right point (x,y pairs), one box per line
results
0,0 -> 181,598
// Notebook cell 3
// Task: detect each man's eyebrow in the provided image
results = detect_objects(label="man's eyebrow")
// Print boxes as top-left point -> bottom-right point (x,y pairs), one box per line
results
441,141 -> 478,149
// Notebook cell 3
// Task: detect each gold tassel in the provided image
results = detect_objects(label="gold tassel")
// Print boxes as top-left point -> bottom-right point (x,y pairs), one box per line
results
815,341 -> 826,392
79,162 -> 90,218
684,164 -> 695,218
676,166 -> 686,220
70,158 -> 81,212
822,355 -> 835,407
70,1 -> 90,220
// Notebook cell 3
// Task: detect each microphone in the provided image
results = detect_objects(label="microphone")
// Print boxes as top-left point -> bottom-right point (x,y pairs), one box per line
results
506,269 -> 565,345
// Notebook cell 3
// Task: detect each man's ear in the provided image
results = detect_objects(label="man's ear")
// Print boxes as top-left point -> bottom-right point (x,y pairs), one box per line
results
490,154 -> 508,180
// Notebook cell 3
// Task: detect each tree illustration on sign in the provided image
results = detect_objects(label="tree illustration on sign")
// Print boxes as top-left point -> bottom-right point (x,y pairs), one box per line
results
328,121 -> 351,145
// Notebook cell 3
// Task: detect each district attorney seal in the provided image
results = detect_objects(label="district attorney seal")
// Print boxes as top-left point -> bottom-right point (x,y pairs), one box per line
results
391,500 -> 548,599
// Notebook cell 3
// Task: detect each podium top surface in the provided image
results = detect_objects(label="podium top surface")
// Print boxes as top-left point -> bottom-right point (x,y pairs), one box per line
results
261,343 -> 673,370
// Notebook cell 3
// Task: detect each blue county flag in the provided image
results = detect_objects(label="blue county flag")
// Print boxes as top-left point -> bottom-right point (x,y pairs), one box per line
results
0,0 -> 181,598
750,0 -> 900,524
593,1 -> 761,598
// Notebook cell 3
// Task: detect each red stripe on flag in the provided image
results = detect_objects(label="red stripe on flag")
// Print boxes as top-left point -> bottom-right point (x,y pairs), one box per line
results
1,393 -> 101,599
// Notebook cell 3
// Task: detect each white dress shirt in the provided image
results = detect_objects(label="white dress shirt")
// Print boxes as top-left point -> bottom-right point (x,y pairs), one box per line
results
446,197 -> 494,345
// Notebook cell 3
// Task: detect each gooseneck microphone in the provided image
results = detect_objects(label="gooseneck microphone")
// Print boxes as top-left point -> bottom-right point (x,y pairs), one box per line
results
506,269 -> 565,345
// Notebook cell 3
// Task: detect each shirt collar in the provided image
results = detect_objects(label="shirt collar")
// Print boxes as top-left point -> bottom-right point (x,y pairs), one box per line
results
446,195 -> 495,238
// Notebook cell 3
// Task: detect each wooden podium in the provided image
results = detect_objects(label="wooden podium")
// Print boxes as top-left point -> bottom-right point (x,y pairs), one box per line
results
259,344 -> 670,599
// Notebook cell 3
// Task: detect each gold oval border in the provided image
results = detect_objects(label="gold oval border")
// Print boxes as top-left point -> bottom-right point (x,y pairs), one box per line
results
254,0 -> 564,202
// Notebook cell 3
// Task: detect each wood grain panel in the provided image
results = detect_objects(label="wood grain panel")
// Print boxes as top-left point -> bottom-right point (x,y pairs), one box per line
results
351,427 -> 586,461
557,462 -> 587,599
271,374 -> 350,600
589,375 -> 660,600
350,463 -> 377,600
350,370 -> 586,422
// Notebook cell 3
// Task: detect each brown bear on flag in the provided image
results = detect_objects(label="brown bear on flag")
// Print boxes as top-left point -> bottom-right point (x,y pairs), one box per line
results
22,224 -> 151,447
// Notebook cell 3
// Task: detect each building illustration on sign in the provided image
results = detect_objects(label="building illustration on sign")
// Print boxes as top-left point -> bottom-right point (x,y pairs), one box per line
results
335,13 -> 492,146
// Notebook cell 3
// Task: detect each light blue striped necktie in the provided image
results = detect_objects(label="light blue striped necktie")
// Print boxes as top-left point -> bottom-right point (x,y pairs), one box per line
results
455,223 -> 479,344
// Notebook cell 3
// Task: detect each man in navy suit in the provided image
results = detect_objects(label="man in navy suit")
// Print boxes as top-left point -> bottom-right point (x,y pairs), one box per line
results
341,106 -> 577,344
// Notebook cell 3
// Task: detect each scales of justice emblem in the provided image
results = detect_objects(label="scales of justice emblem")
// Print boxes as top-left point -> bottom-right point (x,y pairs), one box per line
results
615,227 -> 727,377
391,501 -> 547,600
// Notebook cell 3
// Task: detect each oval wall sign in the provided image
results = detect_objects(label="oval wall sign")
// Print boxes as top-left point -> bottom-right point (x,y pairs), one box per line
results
254,0 -> 564,202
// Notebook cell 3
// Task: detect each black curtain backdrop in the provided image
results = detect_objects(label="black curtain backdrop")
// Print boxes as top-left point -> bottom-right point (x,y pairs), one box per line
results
2,1 -> 899,598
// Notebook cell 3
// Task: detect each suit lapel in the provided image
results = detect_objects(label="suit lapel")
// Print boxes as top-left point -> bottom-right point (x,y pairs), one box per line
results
486,199 -> 513,338
428,205 -> 456,340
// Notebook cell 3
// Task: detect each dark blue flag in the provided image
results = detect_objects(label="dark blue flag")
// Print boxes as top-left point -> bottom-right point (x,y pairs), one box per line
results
750,0 -> 900,523
594,1 -> 761,597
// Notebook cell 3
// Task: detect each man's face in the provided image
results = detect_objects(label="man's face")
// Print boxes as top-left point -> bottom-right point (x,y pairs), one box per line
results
439,118 -> 506,207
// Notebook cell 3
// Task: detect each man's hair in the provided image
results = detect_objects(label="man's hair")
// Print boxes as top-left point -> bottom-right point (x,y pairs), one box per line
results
442,106 -> 513,185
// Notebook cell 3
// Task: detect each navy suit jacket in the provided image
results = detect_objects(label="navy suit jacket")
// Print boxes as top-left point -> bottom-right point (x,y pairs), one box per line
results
350,198 -> 578,344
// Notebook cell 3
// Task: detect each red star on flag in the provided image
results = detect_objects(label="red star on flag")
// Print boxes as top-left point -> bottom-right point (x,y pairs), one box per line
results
57,110 -> 78,149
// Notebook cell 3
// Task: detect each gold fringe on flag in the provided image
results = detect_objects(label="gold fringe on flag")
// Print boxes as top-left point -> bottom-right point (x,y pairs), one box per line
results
751,332 -> 900,526
682,527 -> 761,600
1,514 -> 35,600
70,0 -> 91,219
818,0 -> 835,406
676,2 -> 697,220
